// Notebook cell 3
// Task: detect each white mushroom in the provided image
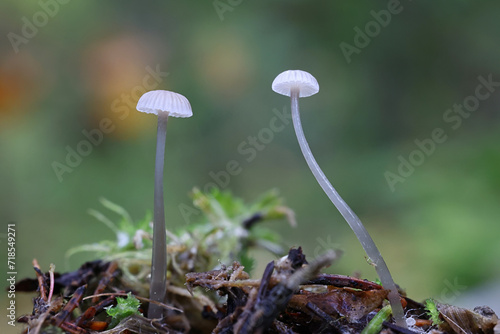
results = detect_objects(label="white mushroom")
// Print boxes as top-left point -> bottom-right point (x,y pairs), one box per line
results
137,90 -> 192,319
272,70 -> 407,328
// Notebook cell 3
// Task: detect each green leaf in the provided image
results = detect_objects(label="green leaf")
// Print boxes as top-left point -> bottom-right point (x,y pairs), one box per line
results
99,197 -> 133,226
87,208 -> 120,235
105,293 -> 143,328
425,298 -> 443,325
361,304 -> 392,334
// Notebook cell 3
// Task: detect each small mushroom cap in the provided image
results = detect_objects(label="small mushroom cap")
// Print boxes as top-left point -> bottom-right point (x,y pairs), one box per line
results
272,70 -> 319,98
136,90 -> 192,118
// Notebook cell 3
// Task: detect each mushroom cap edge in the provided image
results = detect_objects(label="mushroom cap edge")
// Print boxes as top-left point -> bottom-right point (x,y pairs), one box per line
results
272,70 -> 319,98
136,90 -> 193,118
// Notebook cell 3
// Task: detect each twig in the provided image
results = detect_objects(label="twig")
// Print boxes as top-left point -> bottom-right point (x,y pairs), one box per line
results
383,321 -> 420,334
306,302 -> 341,333
48,263 -> 55,303
32,259 -> 48,302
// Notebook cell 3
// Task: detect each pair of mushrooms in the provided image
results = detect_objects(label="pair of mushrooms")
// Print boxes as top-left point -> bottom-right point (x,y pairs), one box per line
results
136,70 -> 406,327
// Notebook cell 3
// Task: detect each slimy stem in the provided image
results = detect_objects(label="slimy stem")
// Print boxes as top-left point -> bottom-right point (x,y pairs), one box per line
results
148,112 -> 169,319
290,89 -> 406,328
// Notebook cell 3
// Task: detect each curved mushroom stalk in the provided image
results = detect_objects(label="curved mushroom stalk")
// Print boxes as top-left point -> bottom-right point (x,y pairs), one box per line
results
273,70 -> 407,328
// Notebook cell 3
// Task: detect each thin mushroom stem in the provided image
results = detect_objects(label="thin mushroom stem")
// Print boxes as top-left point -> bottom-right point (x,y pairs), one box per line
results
290,88 -> 407,328
149,111 -> 169,319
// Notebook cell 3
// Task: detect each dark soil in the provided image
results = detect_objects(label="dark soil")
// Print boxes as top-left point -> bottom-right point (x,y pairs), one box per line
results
15,248 -> 499,334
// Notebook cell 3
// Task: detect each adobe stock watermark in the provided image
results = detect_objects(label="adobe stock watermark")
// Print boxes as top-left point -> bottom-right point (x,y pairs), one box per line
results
7,0 -> 72,54
51,65 -> 169,182
385,74 -> 500,192
339,0 -> 411,64
313,235 -> 340,259
178,105 -> 291,223
213,0 -> 244,21
6,223 -> 17,327
437,277 -> 467,304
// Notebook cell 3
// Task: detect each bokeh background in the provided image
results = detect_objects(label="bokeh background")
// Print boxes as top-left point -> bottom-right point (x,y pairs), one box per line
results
1,0 -> 500,330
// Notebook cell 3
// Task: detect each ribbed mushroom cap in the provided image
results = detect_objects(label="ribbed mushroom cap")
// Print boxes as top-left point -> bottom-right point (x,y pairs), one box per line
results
272,70 -> 319,98
136,90 -> 192,118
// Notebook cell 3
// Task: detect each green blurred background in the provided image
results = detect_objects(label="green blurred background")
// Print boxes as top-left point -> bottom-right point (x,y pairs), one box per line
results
1,0 -> 500,329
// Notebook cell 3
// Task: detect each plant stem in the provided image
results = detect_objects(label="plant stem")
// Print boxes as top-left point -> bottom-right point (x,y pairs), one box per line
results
361,304 -> 392,334
290,89 -> 406,328
148,112 -> 169,319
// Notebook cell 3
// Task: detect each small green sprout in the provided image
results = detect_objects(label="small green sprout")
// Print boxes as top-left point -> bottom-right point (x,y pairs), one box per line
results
425,298 -> 443,325
105,293 -> 143,328
361,304 -> 392,334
